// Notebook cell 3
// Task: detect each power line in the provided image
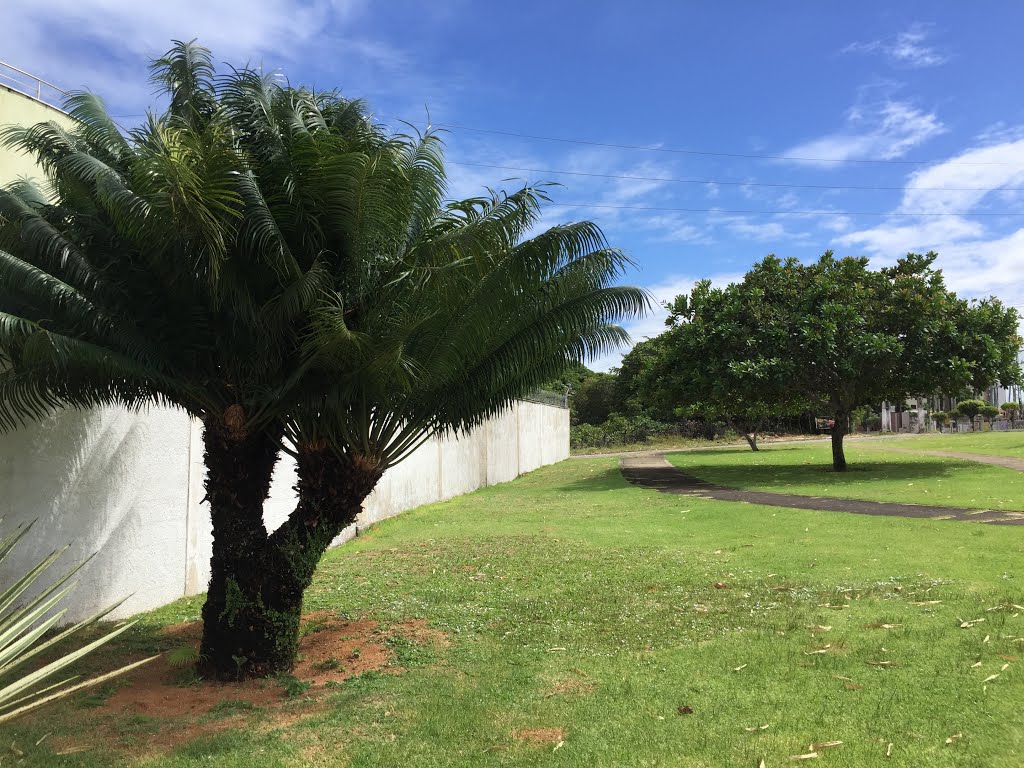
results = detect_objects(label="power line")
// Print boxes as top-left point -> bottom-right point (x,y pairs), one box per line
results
113,109 -> 1019,168
418,120 -> 1015,168
550,203 -> 1024,217
448,160 -> 1024,193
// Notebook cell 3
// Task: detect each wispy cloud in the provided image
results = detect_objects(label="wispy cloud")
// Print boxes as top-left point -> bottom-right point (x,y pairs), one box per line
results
898,136 -> 1024,215
5,0 -> 365,64
0,0 -> 437,115
836,216 -> 985,258
637,215 -> 714,245
844,23 -> 948,69
708,213 -> 815,245
835,129 -> 1024,312
783,99 -> 945,166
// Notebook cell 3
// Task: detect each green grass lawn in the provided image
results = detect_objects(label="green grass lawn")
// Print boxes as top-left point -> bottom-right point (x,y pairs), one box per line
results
667,440 -> 1024,511
878,430 -> 1024,459
7,457 -> 1024,767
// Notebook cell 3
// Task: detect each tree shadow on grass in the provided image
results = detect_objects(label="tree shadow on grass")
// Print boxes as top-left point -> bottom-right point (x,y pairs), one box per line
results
674,445 -> 803,458
555,467 -> 630,493
676,457 -> 966,491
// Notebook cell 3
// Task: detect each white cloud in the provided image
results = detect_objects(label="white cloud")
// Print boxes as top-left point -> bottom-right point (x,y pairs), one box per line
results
835,130 -> 1024,313
820,214 -> 854,233
835,216 -> 985,258
838,133 -> 1024,255
975,123 -> 1024,146
899,137 -> 1024,215
776,192 -> 801,210
708,213 -> 814,245
783,100 -> 945,166
844,23 -> 948,68
639,216 -> 714,245
0,0 -> 433,115
727,220 -> 788,241
7,0 -> 363,63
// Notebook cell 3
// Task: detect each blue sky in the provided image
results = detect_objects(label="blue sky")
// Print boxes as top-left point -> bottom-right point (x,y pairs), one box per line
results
5,2 -> 1024,368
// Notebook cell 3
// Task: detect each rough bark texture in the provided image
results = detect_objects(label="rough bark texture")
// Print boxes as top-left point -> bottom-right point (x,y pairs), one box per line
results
198,414 -> 281,679
743,433 -> 759,451
831,414 -> 848,471
198,425 -> 382,680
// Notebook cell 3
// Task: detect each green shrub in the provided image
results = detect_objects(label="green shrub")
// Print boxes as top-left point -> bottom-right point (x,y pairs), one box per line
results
570,423 -> 608,449
979,404 -> 1001,420
570,415 -> 723,449
951,399 -> 986,430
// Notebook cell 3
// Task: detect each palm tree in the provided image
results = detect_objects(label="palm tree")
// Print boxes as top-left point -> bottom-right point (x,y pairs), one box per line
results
0,42 -> 649,678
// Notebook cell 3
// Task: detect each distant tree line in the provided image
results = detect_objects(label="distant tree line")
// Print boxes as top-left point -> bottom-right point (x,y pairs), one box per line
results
563,252 -> 1022,468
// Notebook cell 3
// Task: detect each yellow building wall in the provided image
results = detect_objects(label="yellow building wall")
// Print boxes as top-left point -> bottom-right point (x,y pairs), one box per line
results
0,85 -> 71,185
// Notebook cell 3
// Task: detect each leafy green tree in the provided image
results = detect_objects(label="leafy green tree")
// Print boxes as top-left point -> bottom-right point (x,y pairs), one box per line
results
932,411 -> 951,431
571,373 -> 618,425
952,399 -> 986,430
1001,401 -> 1020,428
544,362 -> 594,403
631,277 -> 813,452
849,406 -> 882,433
850,405 -> 874,433
979,403 -> 1001,424
0,43 -> 649,677
647,252 -> 1021,470
616,337 -> 668,419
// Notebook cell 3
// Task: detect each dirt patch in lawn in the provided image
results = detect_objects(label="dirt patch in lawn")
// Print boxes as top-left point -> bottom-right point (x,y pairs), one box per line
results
543,672 -> 595,699
50,612 -> 446,759
512,727 -> 565,745
102,612 -> 389,720
392,618 -> 450,649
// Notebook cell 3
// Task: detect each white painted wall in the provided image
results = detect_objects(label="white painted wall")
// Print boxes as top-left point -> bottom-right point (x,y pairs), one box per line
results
0,401 -> 569,621
0,407 -> 196,621
0,86 -> 72,184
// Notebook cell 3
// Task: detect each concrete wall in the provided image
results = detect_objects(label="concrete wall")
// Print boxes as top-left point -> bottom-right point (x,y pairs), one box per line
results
0,407 -> 197,622
0,86 -> 71,184
0,401 -> 569,621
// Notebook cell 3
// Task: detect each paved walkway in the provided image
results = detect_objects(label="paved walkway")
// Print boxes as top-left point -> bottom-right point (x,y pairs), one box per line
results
619,453 -> 1024,526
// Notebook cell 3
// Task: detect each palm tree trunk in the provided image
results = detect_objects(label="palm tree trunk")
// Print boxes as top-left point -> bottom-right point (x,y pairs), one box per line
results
198,435 -> 382,680
197,416 -> 282,680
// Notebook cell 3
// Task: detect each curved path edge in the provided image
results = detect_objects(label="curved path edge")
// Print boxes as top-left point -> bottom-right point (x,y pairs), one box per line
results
619,453 -> 1024,526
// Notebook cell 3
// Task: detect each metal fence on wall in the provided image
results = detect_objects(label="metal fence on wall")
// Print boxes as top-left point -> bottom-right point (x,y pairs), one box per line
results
0,61 -> 66,109
523,388 -> 569,409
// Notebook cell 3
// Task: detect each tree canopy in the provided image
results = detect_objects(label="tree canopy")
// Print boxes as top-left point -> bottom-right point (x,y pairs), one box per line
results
629,277 -> 812,450
638,252 -> 1021,469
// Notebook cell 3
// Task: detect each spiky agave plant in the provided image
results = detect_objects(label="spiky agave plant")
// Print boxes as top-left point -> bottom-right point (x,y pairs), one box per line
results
0,42 -> 650,678
0,520 -> 157,723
